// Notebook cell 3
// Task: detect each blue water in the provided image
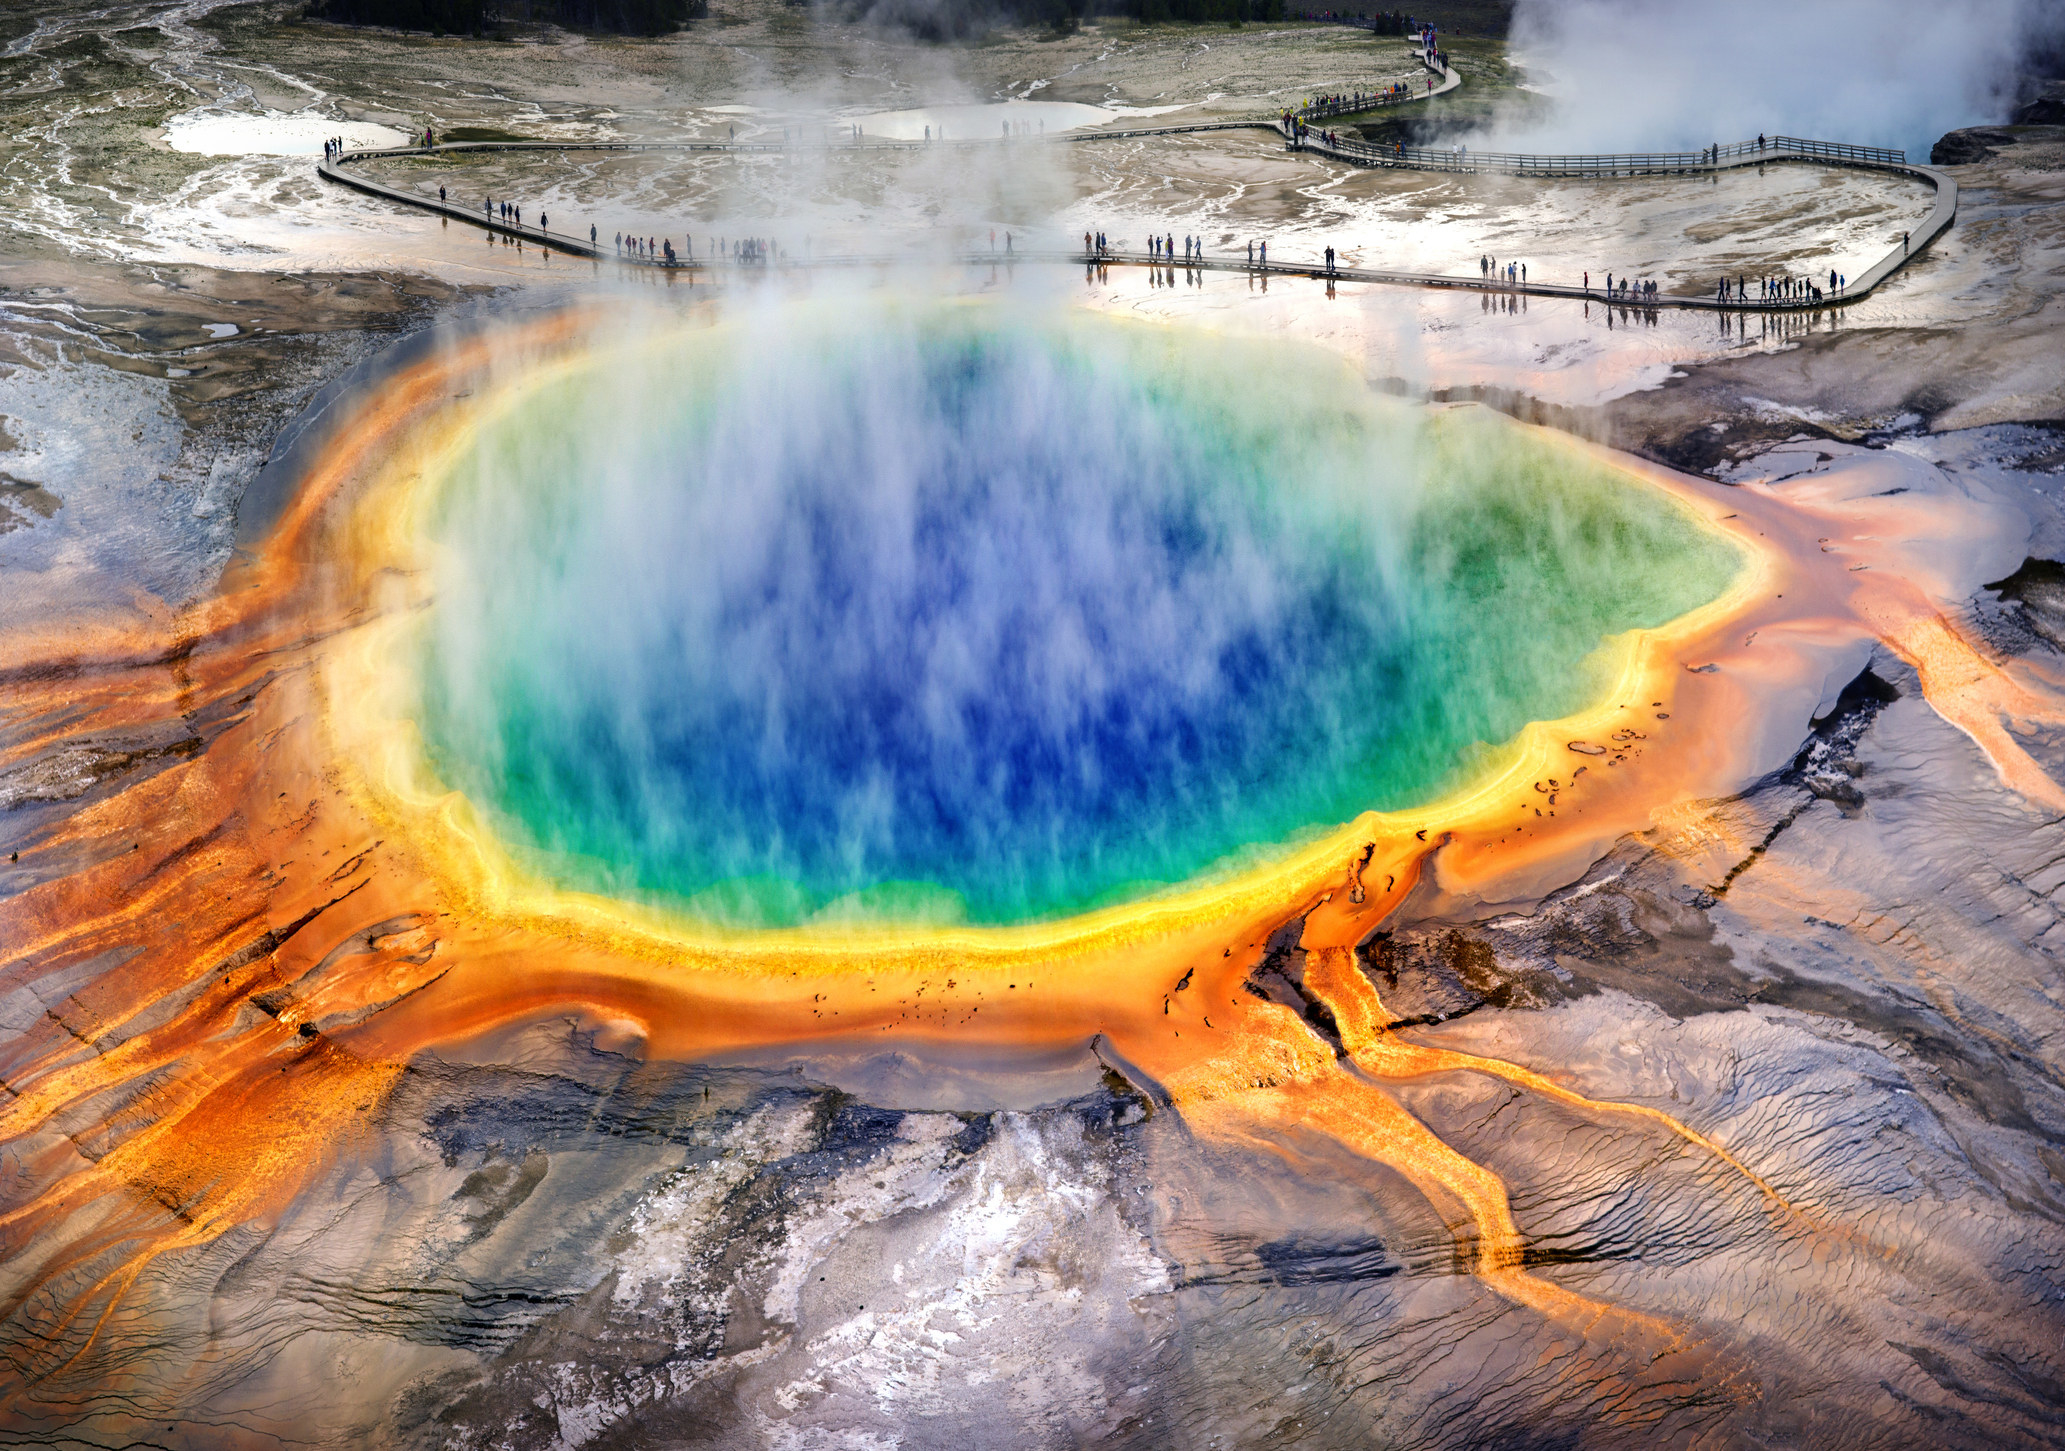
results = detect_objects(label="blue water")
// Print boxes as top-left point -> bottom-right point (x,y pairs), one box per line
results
416,307 -> 1739,928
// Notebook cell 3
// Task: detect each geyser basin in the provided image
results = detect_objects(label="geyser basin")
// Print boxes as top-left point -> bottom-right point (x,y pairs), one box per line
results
413,305 -> 1740,930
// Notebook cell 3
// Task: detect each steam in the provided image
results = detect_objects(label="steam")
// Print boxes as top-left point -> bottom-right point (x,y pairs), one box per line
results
416,297 -> 1739,928
1493,0 -> 2059,160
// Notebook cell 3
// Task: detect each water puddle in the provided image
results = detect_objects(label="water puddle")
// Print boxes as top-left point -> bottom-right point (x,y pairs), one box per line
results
163,109 -> 408,156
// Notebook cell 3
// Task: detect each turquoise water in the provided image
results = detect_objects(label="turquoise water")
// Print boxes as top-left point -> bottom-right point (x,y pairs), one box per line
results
416,306 -> 1739,928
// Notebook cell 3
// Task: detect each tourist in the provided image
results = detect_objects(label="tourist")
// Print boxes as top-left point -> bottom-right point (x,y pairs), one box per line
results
590,224 -> 597,245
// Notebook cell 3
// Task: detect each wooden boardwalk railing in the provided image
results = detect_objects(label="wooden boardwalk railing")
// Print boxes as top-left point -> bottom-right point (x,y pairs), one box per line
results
1282,124 -> 1909,177
318,54 -> 1952,316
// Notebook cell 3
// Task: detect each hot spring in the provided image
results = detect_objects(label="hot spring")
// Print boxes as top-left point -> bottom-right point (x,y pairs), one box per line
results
410,303 -> 1741,931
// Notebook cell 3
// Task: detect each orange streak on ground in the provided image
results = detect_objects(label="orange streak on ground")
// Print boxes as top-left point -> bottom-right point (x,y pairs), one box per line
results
1861,586 -> 2065,812
1741,468 -> 2065,816
1297,943 -> 1795,1215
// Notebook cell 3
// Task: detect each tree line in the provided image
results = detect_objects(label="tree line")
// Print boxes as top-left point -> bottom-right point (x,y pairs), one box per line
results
307,0 -> 706,37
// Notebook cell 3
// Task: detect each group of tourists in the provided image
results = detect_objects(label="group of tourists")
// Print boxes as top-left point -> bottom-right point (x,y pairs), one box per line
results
484,197 -> 545,233
1297,81 -> 1415,122
1755,272 -> 1842,303
616,232 -> 685,263
1480,254 -> 1526,286
1597,272 -> 1658,301
1073,230 -> 1300,273
1284,114 -> 1350,150
602,232 -> 786,267
1146,233 -> 1196,263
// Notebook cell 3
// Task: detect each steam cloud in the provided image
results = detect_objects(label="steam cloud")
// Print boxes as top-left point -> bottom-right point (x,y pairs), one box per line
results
1494,0 -> 2062,160
417,298 -> 1737,928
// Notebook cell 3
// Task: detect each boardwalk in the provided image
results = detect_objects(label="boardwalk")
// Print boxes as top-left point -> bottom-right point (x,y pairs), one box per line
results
318,51 -> 1953,313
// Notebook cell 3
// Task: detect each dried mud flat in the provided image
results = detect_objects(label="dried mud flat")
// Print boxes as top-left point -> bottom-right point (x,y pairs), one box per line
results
4,3 -> 2065,1447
